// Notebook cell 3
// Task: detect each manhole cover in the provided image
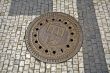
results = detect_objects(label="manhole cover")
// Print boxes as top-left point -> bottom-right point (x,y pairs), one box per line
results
25,12 -> 83,63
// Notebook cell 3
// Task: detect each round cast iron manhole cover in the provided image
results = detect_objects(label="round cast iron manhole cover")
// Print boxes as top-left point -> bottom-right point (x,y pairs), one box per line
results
25,12 -> 83,63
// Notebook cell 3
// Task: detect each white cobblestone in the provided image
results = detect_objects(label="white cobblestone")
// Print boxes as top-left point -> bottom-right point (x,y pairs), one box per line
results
20,61 -> 24,66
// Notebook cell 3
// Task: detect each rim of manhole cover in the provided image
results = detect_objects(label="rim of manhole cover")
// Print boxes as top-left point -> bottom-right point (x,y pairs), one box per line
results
25,12 -> 83,63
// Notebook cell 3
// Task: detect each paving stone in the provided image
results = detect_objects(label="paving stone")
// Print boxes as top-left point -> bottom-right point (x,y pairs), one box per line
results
20,61 -> 24,66
51,66 -> 56,71
79,68 -> 84,73
19,66 -> 23,72
9,60 -> 14,65
40,62 -> 45,67
25,59 -> 30,64
12,65 -> 18,73
73,64 -> 78,70
20,56 -> 25,60
62,66 -> 67,71
1,70 -> 7,73
15,55 -> 20,59
56,68 -> 61,73
29,68 -> 33,73
73,59 -> 78,64
26,54 -> 30,58
46,64 -> 51,68
35,64 -> 40,69
67,61 -> 72,67
62,71 -> 67,73
30,62 -> 34,68
8,65 -> 13,71
106,59 -> 110,64
67,66 -> 72,72
4,59 -> 9,64
40,67 -> 45,72
7,71 -> 13,73
3,64 -> 8,69
34,70 -> 40,73
14,59 -> 19,65
23,71 -> 28,73
24,65 -> 29,70
56,64 -> 61,68
31,57 -> 35,62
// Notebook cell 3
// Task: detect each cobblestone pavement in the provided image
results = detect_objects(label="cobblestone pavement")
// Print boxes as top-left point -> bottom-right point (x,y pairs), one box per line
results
0,0 -> 110,73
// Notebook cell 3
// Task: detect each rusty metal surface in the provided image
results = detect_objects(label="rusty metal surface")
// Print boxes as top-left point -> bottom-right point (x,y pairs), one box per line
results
25,12 -> 83,63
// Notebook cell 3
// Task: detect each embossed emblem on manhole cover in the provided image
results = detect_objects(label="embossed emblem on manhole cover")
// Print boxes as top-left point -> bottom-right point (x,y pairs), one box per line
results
25,12 -> 83,63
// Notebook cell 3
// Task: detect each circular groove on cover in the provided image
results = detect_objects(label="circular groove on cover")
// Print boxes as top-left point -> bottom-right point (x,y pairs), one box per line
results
25,12 -> 83,63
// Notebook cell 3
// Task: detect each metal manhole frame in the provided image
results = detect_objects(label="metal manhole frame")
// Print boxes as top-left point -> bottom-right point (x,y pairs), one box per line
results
25,12 -> 83,63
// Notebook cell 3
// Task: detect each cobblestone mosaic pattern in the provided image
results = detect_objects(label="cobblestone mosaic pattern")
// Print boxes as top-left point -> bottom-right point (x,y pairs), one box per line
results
0,0 -> 110,73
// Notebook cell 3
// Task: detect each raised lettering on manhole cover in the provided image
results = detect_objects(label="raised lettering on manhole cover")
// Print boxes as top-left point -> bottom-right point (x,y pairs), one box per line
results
25,12 -> 83,63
